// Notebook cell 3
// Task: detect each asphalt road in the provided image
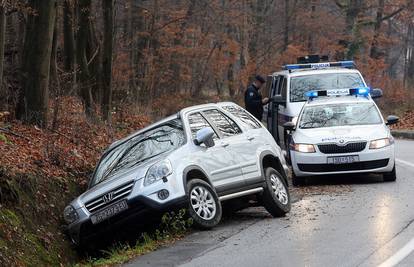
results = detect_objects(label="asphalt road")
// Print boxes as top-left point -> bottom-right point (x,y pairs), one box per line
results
125,139 -> 414,267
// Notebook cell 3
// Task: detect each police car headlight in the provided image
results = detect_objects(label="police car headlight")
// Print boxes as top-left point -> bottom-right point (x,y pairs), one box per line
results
369,137 -> 393,149
63,205 -> 79,224
144,159 -> 173,186
294,143 -> 316,153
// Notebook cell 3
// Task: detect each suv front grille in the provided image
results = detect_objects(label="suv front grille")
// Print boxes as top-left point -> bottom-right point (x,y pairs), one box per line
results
318,142 -> 367,154
85,181 -> 135,213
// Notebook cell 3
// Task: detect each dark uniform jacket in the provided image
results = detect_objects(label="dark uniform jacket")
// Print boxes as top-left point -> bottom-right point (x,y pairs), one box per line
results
245,84 -> 264,121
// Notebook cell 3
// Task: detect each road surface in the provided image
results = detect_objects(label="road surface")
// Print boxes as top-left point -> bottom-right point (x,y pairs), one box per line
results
125,139 -> 414,267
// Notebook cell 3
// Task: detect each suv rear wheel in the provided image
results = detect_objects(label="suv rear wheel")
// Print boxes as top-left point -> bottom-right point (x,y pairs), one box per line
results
261,168 -> 291,217
187,179 -> 222,229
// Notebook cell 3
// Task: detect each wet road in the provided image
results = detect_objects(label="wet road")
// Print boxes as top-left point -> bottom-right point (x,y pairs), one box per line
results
125,139 -> 414,267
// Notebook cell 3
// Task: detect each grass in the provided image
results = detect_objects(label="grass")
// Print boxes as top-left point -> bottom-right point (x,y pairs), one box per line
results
76,210 -> 193,267
77,234 -> 179,267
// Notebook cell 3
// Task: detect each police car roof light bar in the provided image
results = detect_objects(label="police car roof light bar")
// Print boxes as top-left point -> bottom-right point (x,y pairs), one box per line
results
283,60 -> 356,71
306,87 -> 371,101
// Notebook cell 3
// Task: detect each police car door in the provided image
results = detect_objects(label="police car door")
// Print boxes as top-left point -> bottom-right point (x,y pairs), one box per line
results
267,75 -> 281,143
277,76 -> 288,150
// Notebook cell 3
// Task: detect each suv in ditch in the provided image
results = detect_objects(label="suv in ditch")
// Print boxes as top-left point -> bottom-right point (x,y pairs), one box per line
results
64,102 -> 291,246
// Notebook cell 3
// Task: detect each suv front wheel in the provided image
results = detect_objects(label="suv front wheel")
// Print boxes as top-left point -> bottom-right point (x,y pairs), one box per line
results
187,179 -> 222,229
261,168 -> 291,217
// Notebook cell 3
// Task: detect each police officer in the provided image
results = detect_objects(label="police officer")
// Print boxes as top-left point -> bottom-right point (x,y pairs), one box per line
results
244,75 -> 269,121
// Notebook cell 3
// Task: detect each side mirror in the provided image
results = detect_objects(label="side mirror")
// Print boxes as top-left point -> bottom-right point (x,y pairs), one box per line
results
194,127 -> 215,147
272,95 -> 286,106
283,121 -> 296,131
386,115 -> 399,126
371,88 -> 383,99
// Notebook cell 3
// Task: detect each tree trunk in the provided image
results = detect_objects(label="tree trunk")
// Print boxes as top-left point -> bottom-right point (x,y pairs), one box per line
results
0,4 -> 6,93
101,0 -> 114,122
370,0 -> 384,59
344,0 -> 363,59
283,0 -> 290,51
63,0 -> 75,72
16,0 -> 56,127
51,8 -> 60,130
76,0 -> 94,117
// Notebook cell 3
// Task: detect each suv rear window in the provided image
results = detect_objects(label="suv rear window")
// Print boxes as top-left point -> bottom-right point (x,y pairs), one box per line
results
222,105 -> 261,129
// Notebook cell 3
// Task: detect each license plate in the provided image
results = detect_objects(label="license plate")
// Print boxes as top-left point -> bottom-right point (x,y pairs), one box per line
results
327,155 -> 359,164
90,200 -> 128,224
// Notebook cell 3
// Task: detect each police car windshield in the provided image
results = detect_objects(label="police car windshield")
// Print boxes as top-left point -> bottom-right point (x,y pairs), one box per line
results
290,73 -> 364,102
299,103 -> 382,129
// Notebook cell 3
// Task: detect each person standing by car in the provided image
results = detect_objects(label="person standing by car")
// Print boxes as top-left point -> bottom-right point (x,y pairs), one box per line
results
244,75 -> 269,121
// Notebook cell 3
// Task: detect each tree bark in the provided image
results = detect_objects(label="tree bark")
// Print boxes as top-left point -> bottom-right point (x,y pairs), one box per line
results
63,0 -> 75,72
0,4 -> 6,93
370,0 -> 385,59
76,0 -> 94,117
16,0 -> 56,127
101,0 -> 114,122
51,7 -> 60,130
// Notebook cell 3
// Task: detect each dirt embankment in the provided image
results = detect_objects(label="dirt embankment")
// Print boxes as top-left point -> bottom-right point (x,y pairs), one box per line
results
0,97 -> 149,266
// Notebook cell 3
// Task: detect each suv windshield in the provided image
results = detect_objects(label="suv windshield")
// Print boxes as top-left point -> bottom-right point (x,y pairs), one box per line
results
91,119 -> 185,186
290,73 -> 364,102
299,103 -> 382,129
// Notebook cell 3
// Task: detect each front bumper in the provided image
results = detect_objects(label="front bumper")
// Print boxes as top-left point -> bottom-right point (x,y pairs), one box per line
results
65,175 -> 187,245
291,144 -> 395,177
66,194 -> 187,245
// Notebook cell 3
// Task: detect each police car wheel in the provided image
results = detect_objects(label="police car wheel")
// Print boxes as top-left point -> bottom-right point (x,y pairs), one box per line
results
261,167 -> 291,217
383,164 -> 396,182
187,179 -> 222,229
292,171 -> 305,187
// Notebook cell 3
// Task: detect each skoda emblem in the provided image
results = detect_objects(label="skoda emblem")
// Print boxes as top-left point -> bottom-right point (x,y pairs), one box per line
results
102,192 -> 114,203
339,139 -> 345,144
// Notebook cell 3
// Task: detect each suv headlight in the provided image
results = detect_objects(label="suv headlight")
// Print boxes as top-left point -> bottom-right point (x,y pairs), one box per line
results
293,143 -> 316,153
63,205 -> 79,224
369,137 -> 394,149
144,159 -> 173,186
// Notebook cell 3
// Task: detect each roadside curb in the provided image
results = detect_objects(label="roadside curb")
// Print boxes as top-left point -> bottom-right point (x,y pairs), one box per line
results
391,130 -> 414,140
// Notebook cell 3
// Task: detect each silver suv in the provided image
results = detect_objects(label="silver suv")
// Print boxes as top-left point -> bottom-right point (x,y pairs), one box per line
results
64,102 -> 291,245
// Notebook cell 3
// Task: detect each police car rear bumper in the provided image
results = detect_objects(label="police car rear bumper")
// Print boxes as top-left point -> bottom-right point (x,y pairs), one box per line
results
291,144 -> 395,176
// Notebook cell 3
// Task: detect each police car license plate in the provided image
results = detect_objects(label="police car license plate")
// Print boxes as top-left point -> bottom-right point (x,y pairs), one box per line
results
90,200 -> 128,224
327,155 -> 359,164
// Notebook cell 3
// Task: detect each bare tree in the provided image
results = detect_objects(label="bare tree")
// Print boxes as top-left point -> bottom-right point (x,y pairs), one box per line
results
16,0 -> 56,127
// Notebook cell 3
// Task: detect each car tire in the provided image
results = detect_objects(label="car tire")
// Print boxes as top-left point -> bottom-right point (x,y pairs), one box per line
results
383,164 -> 396,182
187,179 -> 222,229
292,171 -> 305,186
261,167 -> 291,217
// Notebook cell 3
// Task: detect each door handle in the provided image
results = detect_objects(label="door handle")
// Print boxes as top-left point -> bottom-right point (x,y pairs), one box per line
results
247,136 -> 255,141
221,142 -> 230,147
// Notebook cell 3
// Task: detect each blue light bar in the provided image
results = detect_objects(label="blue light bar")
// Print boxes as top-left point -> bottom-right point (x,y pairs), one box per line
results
306,87 -> 371,100
283,61 -> 356,71
305,91 -> 319,98
350,87 -> 370,96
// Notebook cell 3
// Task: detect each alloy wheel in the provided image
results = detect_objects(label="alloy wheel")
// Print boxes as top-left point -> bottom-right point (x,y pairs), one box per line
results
270,174 -> 289,205
190,186 -> 217,220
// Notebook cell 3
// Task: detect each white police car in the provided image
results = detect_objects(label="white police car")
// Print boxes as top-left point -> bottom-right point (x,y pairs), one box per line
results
283,88 -> 399,186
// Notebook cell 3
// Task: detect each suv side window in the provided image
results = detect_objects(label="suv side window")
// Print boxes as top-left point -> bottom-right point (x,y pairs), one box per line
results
222,106 -> 261,129
203,109 -> 242,138
188,112 -> 218,140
